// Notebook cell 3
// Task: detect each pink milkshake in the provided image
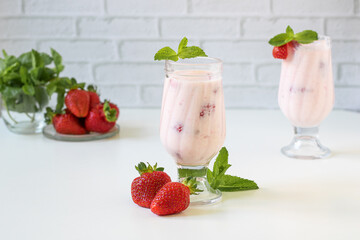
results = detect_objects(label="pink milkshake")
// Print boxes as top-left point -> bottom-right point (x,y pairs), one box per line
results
277,36 -> 334,159
160,57 -> 225,204
160,69 -> 225,166
278,38 -> 334,128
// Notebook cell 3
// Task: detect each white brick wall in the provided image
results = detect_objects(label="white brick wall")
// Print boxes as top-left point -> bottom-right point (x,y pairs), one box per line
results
24,0 -> 104,15
0,0 -> 21,16
0,0 -> 359,110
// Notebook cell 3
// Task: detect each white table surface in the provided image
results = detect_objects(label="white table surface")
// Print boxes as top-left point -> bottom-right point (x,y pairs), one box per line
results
0,109 -> 359,240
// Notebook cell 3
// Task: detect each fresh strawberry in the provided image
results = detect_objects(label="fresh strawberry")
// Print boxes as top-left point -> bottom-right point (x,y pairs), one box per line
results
65,89 -> 90,118
85,100 -> 119,133
87,85 -> 100,108
272,44 -> 288,59
150,177 -> 202,216
131,162 -> 171,208
88,91 -> 100,108
45,108 -> 87,135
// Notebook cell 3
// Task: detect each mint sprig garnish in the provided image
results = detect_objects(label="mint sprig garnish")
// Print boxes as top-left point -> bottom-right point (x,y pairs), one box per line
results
154,37 -> 207,61
268,25 -> 318,47
207,147 -> 259,192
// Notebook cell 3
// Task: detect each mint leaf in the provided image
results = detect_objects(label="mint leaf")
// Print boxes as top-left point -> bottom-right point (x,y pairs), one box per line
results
213,147 -> 231,176
269,26 -> 319,46
268,33 -> 293,46
40,53 -> 52,66
178,37 -> 188,53
218,175 -> 259,192
51,48 -> 64,76
294,30 -> 318,44
207,169 -> 214,184
22,84 -> 35,96
31,49 -> 44,68
178,46 -> 207,59
208,147 -> 231,189
19,66 -> 27,84
154,47 -> 178,61
34,86 -> 49,110
286,25 -> 294,37
207,147 -> 259,192
18,52 -> 33,69
154,37 -> 207,62
55,88 -> 65,113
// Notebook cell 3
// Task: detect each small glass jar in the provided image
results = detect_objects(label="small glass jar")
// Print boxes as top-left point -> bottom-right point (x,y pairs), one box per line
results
1,87 -> 48,134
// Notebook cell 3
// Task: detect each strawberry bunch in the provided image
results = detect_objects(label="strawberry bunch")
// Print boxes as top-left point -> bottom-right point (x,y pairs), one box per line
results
131,162 -> 202,216
45,85 -> 119,135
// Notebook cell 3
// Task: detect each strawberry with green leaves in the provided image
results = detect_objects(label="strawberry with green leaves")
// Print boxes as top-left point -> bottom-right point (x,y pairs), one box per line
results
150,177 -> 202,216
269,26 -> 318,59
85,100 -> 119,133
45,108 -> 87,135
131,162 -> 171,208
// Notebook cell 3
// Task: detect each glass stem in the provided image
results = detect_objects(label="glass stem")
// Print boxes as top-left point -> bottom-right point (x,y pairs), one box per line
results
294,126 -> 319,140
177,165 -> 208,180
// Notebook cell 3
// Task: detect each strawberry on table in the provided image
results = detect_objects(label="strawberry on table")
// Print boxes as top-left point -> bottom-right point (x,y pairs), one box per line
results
45,108 -> 87,135
131,162 -> 171,208
150,177 -> 202,216
65,89 -> 90,118
85,100 -> 119,133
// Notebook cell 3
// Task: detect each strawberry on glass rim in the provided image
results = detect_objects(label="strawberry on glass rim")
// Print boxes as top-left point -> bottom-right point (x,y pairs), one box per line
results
269,26 -> 318,60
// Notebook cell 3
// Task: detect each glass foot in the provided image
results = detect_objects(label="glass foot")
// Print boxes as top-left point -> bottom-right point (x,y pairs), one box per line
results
281,126 -> 331,159
178,165 -> 222,205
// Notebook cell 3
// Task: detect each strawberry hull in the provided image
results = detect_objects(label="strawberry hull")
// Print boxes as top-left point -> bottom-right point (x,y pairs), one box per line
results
85,102 -> 119,133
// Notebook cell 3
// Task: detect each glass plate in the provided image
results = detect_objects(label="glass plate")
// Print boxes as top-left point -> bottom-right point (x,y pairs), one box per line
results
42,124 -> 120,142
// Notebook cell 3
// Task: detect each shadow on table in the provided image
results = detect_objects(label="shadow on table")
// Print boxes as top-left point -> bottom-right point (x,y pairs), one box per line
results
221,189 -> 259,202
166,204 -> 224,217
163,190 -> 261,218
330,147 -> 360,160
117,125 -> 153,139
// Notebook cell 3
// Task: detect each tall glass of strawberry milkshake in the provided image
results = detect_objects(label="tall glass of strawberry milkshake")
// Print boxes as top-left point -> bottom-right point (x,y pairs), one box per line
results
160,57 -> 225,205
278,36 -> 334,159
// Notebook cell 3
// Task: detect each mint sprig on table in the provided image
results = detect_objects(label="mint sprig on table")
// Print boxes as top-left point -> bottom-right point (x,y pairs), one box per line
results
154,37 -> 207,61
268,26 -> 318,46
207,147 -> 259,192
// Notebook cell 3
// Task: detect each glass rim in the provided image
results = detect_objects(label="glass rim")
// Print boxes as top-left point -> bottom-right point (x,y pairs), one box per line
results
165,57 -> 223,66
317,35 -> 331,41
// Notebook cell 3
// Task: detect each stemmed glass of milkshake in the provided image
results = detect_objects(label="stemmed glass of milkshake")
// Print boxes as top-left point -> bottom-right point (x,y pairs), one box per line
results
160,57 -> 226,204
270,27 -> 334,159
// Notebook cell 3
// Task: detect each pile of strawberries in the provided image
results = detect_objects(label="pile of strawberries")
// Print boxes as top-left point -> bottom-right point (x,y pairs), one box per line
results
46,87 -> 119,135
131,162 -> 201,216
